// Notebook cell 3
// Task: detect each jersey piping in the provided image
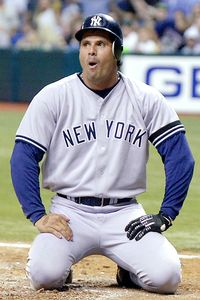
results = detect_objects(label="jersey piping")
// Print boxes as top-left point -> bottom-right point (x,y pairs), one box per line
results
149,120 -> 185,148
15,135 -> 47,152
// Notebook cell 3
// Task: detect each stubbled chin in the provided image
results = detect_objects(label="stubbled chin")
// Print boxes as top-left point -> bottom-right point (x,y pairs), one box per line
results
84,73 -> 102,87
86,69 -> 99,80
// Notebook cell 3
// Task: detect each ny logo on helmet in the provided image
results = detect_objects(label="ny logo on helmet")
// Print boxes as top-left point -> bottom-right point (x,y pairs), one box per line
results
90,16 -> 102,27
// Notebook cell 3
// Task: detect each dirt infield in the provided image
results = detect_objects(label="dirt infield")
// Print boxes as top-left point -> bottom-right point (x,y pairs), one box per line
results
0,246 -> 200,300
0,102 -> 28,112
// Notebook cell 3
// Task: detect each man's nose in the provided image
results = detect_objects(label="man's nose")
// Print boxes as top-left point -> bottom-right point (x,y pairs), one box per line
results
89,45 -> 96,55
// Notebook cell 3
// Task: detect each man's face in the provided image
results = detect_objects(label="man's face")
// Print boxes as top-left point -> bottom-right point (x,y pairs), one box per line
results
79,30 -> 118,89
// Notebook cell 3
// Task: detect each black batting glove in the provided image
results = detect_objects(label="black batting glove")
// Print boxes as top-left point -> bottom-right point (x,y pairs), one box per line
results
125,213 -> 172,241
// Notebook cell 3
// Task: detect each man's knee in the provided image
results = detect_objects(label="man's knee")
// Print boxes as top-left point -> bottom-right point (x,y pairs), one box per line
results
148,262 -> 181,293
26,259 -> 70,290
130,259 -> 181,294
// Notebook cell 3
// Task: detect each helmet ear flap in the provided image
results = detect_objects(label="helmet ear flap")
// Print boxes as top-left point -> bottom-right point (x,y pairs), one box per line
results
112,39 -> 123,61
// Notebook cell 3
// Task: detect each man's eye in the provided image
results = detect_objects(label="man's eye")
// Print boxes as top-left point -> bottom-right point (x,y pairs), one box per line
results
82,42 -> 89,47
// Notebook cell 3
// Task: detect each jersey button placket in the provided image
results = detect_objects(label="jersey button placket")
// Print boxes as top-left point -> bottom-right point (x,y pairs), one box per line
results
95,99 -> 107,196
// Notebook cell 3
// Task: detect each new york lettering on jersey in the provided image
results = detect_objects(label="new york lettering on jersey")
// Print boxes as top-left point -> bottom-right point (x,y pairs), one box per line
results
62,120 -> 147,148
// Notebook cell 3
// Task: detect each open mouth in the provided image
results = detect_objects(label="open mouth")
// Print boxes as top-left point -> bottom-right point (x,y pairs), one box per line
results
89,62 -> 97,68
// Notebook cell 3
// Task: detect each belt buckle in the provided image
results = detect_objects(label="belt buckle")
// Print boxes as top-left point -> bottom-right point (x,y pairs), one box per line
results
101,197 -> 105,207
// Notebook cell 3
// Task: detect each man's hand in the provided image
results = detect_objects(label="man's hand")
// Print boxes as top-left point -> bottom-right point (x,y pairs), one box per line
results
35,213 -> 73,241
125,213 -> 172,241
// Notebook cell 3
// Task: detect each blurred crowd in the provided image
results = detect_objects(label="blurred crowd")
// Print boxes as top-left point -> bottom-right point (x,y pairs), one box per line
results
1,0 -> 200,54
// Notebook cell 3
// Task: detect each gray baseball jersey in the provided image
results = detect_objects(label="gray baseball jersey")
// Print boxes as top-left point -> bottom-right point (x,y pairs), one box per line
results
16,72 -> 184,198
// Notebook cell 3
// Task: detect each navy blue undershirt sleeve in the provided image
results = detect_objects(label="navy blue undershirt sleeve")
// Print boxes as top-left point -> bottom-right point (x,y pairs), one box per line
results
156,132 -> 195,220
10,141 -> 46,224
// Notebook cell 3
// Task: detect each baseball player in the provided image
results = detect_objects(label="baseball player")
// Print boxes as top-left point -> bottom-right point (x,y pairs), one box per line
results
10,13 -> 194,294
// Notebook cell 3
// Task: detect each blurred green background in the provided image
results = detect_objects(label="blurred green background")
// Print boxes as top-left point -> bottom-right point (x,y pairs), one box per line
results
0,110 -> 199,252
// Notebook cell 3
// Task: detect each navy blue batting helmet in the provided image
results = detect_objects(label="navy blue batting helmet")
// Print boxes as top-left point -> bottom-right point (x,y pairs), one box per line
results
75,13 -> 123,61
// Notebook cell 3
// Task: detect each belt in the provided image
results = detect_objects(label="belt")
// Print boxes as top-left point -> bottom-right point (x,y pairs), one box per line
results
57,193 -> 134,207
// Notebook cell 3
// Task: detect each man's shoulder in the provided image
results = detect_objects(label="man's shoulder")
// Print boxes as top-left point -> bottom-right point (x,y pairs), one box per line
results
47,73 -> 79,90
120,72 -> 161,97
32,73 -> 80,102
